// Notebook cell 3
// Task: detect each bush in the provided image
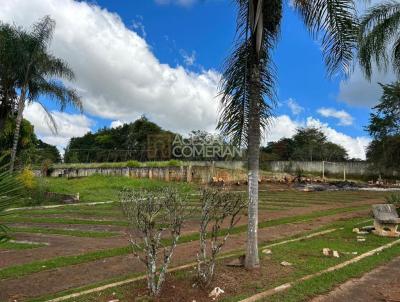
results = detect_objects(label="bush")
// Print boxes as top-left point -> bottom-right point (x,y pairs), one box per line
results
196,189 -> 246,288
120,187 -> 190,296
17,168 -> 37,190
385,193 -> 400,206
126,160 -> 141,168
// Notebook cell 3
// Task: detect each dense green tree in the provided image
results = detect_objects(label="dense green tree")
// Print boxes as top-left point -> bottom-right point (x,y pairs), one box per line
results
366,82 -> 400,172
262,128 -> 348,162
366,136 -> 400,172
261,138 -> 294,161
367,82 -> 400,139
0,23 -> 20,133
0,117 -> 61,166
65,116 -> 176,163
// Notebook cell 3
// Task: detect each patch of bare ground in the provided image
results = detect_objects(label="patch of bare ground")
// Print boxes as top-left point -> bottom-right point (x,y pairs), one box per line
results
310,256 -> 400,302
0,209 -> 368,301
1,198 -> 378,269
89,257 -> 292,302
0,234 -> 126,268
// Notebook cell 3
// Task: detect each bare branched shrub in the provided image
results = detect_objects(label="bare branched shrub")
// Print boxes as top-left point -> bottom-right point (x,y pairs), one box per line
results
120,187 -> 189,296
196,189 -> 246,288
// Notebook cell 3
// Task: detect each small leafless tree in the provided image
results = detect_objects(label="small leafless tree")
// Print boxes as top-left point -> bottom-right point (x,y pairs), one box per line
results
196,189 -> 246,288
120,187 -> 189,296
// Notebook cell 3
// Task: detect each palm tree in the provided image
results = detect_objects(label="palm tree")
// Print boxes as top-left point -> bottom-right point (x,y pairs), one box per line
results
218,0 -> 358,269
358,0 -> 400,79
8,16 -> 82,171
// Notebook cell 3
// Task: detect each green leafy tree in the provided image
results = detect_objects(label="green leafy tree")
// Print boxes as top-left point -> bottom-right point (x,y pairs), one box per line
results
65,116 -> 175,163
262,128 -> 348,162
358,1 -> 400,79
0,117 -> 61,166
366,82 -> 400,172
261,138 -> 294,160
5,16 -> 82,171
0,23 -> 20,133
218,0 -> 357,268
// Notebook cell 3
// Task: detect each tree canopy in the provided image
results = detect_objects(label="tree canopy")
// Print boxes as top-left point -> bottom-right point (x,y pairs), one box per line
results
262,127 -> 348,161
366,82 -> 400,172
64,116 -> 176,163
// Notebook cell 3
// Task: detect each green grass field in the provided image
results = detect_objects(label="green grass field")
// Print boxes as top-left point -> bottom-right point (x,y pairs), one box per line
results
0,175 -> 396,302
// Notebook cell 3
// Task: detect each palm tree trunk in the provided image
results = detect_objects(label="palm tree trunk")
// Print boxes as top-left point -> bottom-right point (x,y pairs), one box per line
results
9,88 -> 26,172
245,62 -> 261,269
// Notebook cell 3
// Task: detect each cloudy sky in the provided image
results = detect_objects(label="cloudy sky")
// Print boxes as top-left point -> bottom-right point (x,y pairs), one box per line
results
0,0 -> 394,159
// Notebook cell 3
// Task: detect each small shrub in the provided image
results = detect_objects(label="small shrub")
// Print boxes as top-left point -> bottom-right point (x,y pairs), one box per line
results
120,187 -> 190,296
295,166 -> 304,179
385,193 -> 400,206
166,159 -> 181,167
126,160 -> 141,168
17,168 -> 37,190
196,188 -> 246,288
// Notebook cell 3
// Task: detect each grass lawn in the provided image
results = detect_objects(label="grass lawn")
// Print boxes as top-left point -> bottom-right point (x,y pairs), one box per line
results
32,218 -> 400,302
26,175 -> 196,204
0,241 -> 47,250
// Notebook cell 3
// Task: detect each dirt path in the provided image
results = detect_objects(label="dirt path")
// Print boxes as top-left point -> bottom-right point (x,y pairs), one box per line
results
311,256 -> 400,302
0,210 -> 368,302
0,234 -> 127,268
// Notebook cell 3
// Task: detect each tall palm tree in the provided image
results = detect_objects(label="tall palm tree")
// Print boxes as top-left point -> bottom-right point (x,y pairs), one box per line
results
8,16 -> 82,171
358,1 -> 400,79
218,0 -> 358,269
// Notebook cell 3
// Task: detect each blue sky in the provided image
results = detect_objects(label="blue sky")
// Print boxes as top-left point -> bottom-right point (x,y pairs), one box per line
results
2,0 -> 393,159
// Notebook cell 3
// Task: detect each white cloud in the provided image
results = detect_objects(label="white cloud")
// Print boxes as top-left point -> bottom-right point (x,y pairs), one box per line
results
24,102 -> 92,152
180,49 -> 196,66
110,120 -> 124,128
155,0 -> 197,6
264,115 -> 298,143
0,0 -> 219,135
264,115 -> 370,159
287,98 -> 304,115
131,16 -> 146,38
317,107 -> 354,126
305,117 -> 370,159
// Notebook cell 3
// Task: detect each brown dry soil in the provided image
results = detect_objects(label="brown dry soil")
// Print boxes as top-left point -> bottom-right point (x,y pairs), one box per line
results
2,199 -> 376,268
311,256 -> 400,302
89,255 -> 294,302
0,209 -> 368,301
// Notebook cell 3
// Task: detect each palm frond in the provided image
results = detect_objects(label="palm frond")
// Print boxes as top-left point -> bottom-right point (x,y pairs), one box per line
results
218,0 -> 281,146
29,78 -> 82,113
294,0 -> 358,76
40,54 -> 75,81
358,1 -> 400,78
31,15 -> 55,49
0,164 -> 22,242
